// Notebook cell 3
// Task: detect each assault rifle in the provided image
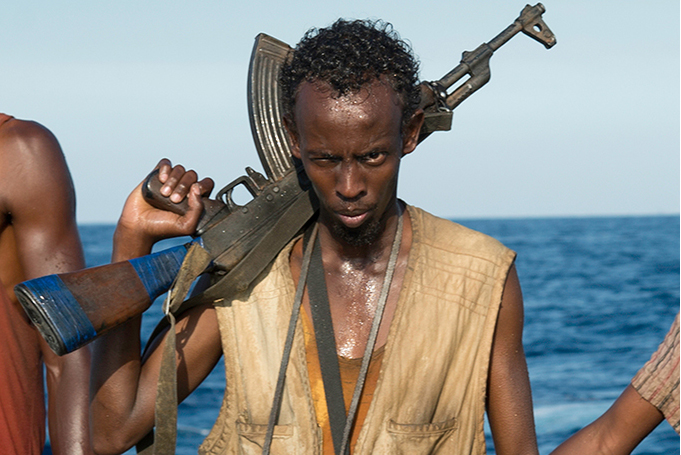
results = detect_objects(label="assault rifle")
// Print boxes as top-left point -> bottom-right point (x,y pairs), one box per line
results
15,3 -> 556,356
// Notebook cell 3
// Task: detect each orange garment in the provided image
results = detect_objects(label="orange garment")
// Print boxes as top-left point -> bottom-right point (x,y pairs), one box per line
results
0,282 -> 45,454
301,310 -> 384,455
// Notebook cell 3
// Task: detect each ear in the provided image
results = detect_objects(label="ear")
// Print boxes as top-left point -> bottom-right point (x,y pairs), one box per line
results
401,109 -> 425,157
283,115 -> 301,159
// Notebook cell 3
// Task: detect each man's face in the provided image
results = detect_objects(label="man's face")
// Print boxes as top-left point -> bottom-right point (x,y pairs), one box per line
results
289,79 -> 421,246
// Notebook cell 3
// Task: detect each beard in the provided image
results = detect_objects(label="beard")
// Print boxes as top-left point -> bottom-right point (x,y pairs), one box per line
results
331,215 -> 383,247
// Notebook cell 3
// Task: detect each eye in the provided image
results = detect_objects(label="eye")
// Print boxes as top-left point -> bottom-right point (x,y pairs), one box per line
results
360,151 -> 387,165
310,153 -> 341,166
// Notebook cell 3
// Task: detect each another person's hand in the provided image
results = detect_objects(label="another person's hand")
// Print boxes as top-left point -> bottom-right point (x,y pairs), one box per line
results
113,158 -> 214,260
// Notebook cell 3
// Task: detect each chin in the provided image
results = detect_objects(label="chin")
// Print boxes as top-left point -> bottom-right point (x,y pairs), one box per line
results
331,217 -> 382,247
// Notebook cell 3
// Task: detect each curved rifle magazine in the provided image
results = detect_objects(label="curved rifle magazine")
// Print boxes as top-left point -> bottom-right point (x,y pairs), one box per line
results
248,33 -> 294,182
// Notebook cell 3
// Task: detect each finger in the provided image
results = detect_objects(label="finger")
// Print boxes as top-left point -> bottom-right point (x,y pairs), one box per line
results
170,170 -> 199,203
196,177 -> 215,198
155,158 -> 173,183
160,164 -> 186,197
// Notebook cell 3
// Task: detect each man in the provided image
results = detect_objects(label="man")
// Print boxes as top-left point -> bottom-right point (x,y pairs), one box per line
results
91,19 -> 538,454
0,114 -> 92,454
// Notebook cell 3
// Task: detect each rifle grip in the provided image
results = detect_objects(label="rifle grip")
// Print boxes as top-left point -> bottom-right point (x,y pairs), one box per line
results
15,244 -> 189,355
142,169 -> 228,235
143,169 -> 190,215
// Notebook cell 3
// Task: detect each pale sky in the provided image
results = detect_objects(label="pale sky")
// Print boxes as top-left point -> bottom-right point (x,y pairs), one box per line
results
2,0 -> 679,223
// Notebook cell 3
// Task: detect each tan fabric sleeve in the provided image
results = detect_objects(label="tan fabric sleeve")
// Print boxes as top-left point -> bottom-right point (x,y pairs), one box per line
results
631,312 -> 680,433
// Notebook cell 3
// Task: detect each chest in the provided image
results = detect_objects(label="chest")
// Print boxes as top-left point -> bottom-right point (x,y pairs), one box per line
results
302,260 -> 406,359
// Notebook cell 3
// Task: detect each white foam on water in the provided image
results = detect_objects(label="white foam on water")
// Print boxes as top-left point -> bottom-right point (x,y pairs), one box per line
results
533,400 -> 611,434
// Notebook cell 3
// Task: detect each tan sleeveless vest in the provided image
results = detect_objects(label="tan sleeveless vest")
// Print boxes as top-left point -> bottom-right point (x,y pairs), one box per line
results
200,206 -> 516,455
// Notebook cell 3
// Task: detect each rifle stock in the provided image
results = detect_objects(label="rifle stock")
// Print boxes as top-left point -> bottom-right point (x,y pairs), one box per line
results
15,245 -> 189,356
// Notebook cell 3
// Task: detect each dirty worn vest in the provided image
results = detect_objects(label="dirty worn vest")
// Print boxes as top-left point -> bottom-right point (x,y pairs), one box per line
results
200,206 -> 516,455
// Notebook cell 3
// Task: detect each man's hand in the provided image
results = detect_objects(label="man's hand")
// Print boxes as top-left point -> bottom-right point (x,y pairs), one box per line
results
113,159 -> 214,261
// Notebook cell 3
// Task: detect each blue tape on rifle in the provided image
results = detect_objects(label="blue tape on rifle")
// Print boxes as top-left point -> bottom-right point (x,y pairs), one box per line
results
129,244 -> 189,300
21,275 -> 97,352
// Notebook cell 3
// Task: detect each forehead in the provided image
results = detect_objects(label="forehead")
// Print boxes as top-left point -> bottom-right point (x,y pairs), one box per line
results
292,79 -> 403,132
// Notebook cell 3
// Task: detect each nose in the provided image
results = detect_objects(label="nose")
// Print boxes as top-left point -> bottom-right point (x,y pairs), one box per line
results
335,161 -> 365,202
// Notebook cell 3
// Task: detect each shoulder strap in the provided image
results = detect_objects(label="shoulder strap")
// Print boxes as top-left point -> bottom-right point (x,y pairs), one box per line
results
307,234 -> 347,455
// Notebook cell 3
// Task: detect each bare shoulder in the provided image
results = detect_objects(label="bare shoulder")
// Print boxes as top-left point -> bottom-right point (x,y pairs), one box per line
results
0,116 -> 83,289
0,117 -> 65,170
0,117 -> 74,216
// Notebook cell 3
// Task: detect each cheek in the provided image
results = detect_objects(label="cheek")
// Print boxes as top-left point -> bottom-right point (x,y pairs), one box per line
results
377,174 -> 399,198
373,162 -> 400,189
305,167 -> 334,197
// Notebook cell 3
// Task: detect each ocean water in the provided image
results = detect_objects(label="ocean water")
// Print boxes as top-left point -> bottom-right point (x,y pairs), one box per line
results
74,215 -> 679,454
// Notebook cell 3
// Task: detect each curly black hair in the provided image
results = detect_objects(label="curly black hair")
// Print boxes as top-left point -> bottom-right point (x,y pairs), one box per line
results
279,18 -> 421,132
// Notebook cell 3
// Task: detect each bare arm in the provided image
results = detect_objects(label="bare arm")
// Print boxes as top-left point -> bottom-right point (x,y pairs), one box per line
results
550,385 -> 664,455
89,160 -> 223,455
0,119 -> 92,454
486,264 -> 539,455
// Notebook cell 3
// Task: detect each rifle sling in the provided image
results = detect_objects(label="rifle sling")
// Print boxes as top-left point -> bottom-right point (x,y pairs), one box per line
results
306,233 -> 347,455
136,242 -> 213,455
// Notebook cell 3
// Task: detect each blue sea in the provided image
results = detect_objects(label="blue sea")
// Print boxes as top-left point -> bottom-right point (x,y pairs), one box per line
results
64,215 -> 679,454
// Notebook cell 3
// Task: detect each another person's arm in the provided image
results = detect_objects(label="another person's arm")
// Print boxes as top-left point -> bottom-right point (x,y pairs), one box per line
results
1,119 -> 92,454
89,160 -> 223,455
486,264 -> 540,455
550,385 -> 664,455
550,313 -> 679,455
